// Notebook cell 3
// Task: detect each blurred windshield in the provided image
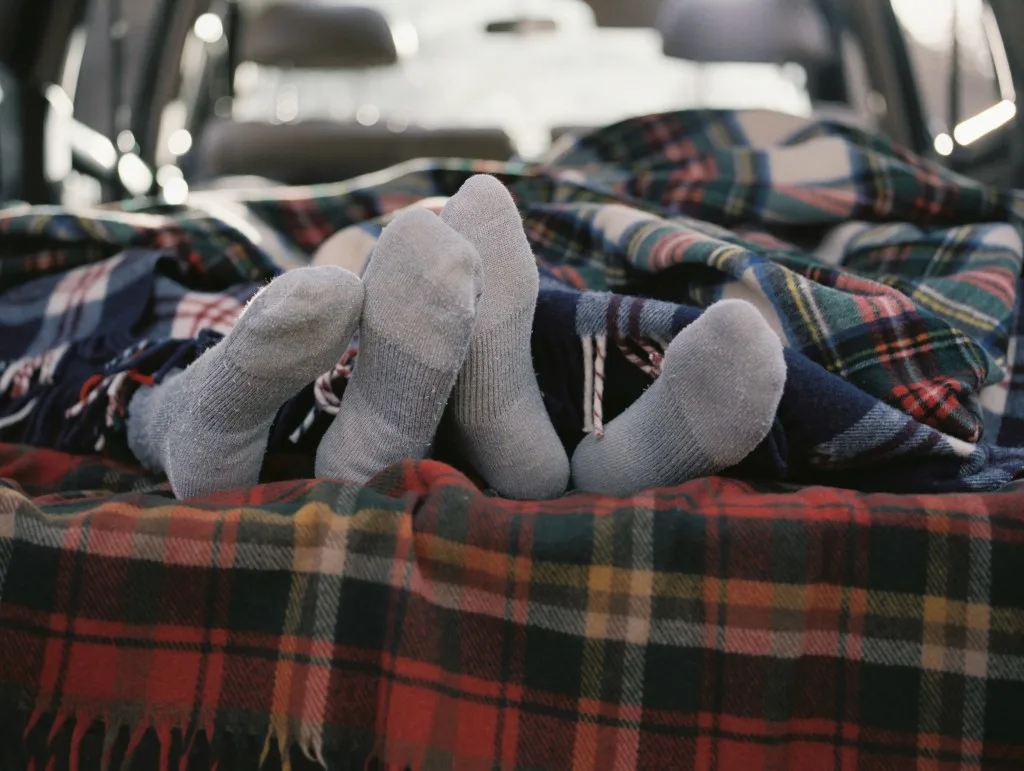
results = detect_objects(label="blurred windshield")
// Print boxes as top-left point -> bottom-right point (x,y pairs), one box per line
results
230,0 -> 812,158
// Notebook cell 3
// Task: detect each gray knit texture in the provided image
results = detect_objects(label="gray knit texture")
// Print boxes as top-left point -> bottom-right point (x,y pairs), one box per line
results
440,175 -> 570,500
126,266 -> 364,499
314,207 -> 480,483
571,299 -> 787,497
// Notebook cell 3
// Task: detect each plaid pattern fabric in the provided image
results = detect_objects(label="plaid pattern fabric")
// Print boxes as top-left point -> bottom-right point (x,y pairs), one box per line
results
1,248 -> 257,359
4,110 -> 1024,491
1,443 -> 1023,770
0,205 -> 278,289
0,244 -> 258,454
0,203 -> 273,457
984,267 -> 1024,448
237,110 -> 1024,444
3,109 -> 1024,769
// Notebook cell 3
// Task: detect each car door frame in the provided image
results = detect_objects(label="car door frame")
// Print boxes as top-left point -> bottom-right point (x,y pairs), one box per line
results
0,0 -> 88,202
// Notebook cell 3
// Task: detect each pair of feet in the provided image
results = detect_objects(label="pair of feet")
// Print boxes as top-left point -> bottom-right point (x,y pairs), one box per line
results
128,176 -> 570,500
127,175 -> 787,501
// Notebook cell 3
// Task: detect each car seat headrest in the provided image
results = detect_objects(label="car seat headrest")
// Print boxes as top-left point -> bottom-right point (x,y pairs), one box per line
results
656,0 -> 834,67
239,2 -> 399,69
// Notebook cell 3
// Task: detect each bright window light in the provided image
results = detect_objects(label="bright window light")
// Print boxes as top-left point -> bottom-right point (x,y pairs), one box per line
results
168,129 -> 193,156
116,130 -> 135,153
934,133 -> 954,156
117,153 -> 155,196
194,13 -> 224,44
163,177 -> 190,205
156,164 -> 183,187
390,22 -> 419,58
356,104 -> 381,126
953,99 -> 1017,145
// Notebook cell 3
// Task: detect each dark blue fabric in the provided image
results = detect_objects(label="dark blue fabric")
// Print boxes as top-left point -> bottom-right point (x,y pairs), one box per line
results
527,278 -> 1024,493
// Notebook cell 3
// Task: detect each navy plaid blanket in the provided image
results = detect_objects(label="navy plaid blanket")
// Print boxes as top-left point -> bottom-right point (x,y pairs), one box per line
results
3,109 -> 1024,493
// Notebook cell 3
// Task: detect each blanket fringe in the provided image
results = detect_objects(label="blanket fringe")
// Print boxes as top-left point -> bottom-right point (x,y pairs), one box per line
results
593,335 -> 606,439
615,336 -> 664,379
19,708 -> 254,771
66,368 -> 155,452
582,336 -> 594,435
581,334 -> 665,440
0,344 -> 68,403
291,344 -> 359,444
13,704 -> 382,771
313,345 -> 358,416
68,712 -> 92,771
581,334 -> 607,439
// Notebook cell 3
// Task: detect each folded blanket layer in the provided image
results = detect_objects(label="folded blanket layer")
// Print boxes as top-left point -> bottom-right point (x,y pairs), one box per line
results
3,110 -> 1024,492
1,443 -> 1022,769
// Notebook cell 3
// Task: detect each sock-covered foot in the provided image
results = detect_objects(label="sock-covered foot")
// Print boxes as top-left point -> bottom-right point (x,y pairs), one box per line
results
314,208 -> 480,483
570,299 -> 786,497
126,266 -> 364,499
440,175 -> 570,500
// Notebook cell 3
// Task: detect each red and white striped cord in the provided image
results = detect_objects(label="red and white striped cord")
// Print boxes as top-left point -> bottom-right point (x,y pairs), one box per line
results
291,345 -> 359,444
581,335 -> 607,439
584,334 -> 667,440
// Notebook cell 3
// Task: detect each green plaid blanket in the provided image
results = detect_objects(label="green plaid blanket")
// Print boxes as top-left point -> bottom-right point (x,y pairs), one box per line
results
237,110 -> 1024,444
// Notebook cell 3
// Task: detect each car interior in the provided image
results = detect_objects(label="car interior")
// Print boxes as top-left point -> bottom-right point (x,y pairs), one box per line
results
1,0 -> 1012,207
4,3 -> 1024,771
57,0 -> 882,199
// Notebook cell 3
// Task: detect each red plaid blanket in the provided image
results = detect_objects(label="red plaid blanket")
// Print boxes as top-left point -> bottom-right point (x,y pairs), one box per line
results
1,442 -> 1022,770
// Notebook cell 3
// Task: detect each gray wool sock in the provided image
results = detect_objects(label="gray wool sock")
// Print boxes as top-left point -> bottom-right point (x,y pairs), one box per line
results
439,175 -> 570,500
571,299 -> 786,497
314,208 -> 481,483
126,266 -> 363,499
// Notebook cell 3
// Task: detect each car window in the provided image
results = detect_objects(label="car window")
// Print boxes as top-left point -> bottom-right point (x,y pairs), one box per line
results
228,0 -> 813,159
890,0 -> 1015,156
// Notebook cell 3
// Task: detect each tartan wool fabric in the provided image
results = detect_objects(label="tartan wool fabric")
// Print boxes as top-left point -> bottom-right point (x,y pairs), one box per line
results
245,109 -> 1024,444
5,110 -> 1024,492
1,444 -> 1024,769
3,109 -> 1024,768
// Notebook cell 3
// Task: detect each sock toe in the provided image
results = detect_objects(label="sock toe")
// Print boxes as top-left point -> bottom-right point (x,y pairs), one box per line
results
439,175 -> 570,500
669,300 -> 786,468
229,265 -> 364,378
382,209 -> 481,304
570,299 -> 787,497
314,211 -> 481,483
127,267 -> 364,499
441,174 -> 519,230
